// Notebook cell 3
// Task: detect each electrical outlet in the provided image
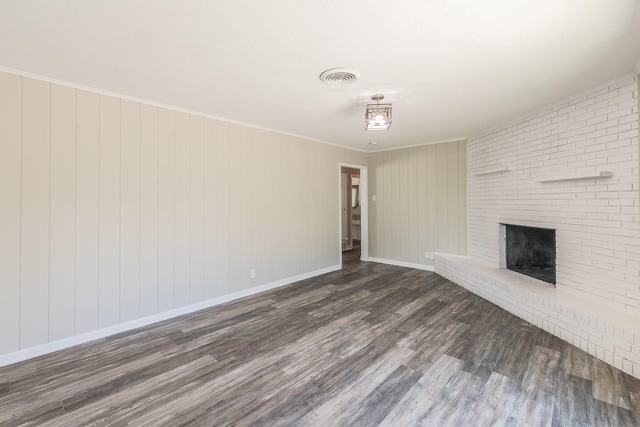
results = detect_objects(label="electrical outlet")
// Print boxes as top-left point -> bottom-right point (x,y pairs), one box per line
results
425,252 -> 429,259
250,269 -> 256,279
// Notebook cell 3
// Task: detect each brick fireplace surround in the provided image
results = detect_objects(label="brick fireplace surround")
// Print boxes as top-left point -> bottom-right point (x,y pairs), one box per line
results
435,73 -> 640,379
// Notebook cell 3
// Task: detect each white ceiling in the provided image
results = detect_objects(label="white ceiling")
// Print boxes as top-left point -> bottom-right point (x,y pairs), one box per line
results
1,0 -> 639,151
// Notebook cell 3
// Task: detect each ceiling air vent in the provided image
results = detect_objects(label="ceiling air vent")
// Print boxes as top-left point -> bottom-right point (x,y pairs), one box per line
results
319,68 -> 360,86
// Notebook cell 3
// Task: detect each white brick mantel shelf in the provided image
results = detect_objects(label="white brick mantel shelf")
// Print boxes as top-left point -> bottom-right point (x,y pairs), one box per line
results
472,166 -> 511,176
435,254 -> 640,379
533,170 -> 613,182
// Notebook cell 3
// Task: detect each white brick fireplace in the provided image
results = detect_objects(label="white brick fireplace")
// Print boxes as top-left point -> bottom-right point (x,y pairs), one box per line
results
435,73 -> 640,378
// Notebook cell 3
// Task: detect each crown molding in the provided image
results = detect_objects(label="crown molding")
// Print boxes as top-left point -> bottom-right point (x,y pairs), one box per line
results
368,137 -> 467,153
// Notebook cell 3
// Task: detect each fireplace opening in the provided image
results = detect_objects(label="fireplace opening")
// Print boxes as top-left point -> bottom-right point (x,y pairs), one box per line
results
503,224 -> 556,285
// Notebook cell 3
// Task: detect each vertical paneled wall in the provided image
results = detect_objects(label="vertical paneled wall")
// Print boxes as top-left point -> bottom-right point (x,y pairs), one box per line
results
0,72 -> 22,352
50,83 -> 77,341
368,140 -> 467,267
0,71 -> 367,357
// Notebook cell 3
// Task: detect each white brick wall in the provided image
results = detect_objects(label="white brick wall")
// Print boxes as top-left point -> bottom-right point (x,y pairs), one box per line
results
467,73 -> 640,315
438,73 -> 640,377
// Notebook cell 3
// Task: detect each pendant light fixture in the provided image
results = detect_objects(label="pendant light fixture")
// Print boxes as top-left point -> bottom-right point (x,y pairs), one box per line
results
365,94 -> 392,131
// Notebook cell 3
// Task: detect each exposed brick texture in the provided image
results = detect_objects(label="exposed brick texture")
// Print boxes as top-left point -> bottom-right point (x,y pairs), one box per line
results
435,73 -> 640,379
467,73 -> 639,313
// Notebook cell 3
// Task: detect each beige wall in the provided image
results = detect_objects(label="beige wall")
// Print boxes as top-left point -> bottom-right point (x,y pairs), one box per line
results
368,140 -> 467,267
0,71 -> 367,357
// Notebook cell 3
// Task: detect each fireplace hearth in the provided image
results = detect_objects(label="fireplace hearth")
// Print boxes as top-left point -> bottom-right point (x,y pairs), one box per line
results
501,224 -> 556,285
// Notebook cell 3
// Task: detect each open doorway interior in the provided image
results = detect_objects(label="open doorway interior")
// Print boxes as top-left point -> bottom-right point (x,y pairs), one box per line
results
341,166 -> 361,260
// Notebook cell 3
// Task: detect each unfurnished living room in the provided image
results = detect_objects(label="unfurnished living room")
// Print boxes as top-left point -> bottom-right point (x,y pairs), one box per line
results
1,1 -> 640,426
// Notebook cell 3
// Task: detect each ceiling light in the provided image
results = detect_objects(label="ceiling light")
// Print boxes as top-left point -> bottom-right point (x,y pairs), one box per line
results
365,94 -> 392,131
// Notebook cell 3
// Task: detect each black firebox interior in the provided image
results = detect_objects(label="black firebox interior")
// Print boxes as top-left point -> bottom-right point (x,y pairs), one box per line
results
506,224 -> 556,285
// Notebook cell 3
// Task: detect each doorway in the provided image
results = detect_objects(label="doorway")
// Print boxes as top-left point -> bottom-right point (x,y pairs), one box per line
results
339,164 -> 368,266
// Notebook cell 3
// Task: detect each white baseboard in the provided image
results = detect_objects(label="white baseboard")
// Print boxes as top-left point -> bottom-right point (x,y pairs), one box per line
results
368,257 -> 434,272
0,264 -> 341,368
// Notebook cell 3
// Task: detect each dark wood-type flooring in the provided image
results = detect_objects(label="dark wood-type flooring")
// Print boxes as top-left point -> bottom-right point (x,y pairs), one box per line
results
2,248 -> 640,426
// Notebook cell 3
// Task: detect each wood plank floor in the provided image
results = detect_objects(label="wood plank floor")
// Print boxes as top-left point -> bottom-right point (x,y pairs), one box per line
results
2,249 -> 640,426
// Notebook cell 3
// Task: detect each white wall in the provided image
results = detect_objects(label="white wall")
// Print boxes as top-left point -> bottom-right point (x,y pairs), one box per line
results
368,141 -> 467,268
467,73 -> 639,314
436,73 -> 640,379
0,71 -> 367,359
